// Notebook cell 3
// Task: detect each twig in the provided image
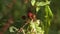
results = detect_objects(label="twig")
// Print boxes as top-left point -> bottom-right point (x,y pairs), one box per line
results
17,19 -> 30,34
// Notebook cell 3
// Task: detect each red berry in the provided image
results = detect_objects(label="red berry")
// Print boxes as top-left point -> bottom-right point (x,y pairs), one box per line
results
28,12 -> 33,19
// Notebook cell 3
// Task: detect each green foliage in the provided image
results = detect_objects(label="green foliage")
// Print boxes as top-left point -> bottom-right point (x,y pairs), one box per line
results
0,0 -> 53,34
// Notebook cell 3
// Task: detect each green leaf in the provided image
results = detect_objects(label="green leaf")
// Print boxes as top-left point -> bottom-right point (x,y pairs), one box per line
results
9,26 -> 18,32
31,0 -> 36,6
45,5 -> 53,19
36,1 -> 50,6
36,7 -> 40,12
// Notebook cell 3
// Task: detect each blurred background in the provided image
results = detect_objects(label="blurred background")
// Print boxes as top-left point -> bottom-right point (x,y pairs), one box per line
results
49,0 -> 60,34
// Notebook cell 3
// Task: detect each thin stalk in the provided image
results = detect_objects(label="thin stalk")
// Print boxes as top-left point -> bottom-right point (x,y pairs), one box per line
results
45,0 -> 50,34
17,19 -> 30,34
45,1 -> 53,34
